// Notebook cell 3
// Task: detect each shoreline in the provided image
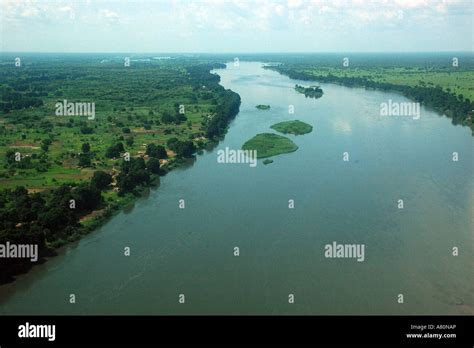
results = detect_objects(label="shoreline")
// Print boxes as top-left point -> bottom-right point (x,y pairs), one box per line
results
1,61 -> 472,315
265,65 -> 474,134
0,64 -> 241,286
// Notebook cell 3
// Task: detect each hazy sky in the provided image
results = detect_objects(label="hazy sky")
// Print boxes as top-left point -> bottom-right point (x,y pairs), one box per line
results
1,0 -> 473,53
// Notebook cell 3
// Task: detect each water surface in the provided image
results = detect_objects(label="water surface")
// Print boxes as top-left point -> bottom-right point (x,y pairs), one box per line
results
0,62 -> 472,315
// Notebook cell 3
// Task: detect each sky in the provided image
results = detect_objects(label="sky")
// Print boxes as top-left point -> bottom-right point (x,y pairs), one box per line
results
1,0 -> 473,53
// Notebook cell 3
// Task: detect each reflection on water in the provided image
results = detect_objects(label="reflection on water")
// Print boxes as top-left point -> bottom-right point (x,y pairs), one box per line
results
332,119 -> 352,134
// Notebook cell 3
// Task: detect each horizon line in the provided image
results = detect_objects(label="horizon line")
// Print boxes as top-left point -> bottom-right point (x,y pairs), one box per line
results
1,51 -> 473,55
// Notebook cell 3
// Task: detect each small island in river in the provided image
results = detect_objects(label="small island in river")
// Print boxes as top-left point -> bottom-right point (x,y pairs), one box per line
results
256,104 -> 271,110
295,84 -> 323,98
263,159 -> 274,165
270,120 -> 313,135
242,133 -> 298,158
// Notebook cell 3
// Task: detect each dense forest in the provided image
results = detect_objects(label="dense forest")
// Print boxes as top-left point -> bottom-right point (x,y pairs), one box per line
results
0,56 -> 240,283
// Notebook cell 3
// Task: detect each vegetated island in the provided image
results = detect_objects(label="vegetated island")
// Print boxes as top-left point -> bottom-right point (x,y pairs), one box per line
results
295,84 -> 323,99
242,133 -> 298,159
262,159 -> 274,165
270,120 -> 313,135
265,59 -> 474,133
256,104 -> 271,110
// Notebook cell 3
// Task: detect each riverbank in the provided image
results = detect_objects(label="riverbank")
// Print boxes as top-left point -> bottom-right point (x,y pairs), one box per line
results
0,61 -> 472,315
266,65 -> 474,133
0,61 -> 241,284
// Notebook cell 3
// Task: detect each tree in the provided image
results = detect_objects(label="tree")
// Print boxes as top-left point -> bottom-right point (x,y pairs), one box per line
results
146,143 -> 167,159
167,138 -> 196,158
105,143 -> 124,158
175,113 -> 187,124
166,137 -> 179,149
90,171 -> 112,190
42,138 -> 53,146
116,158 -> 151,194
80,126 -> 94,134
161,111 -> 174,124
147,158 -> 161,174
178,140 -> 196,157
72,184 -> 102,212
78,154 -> 91,167
81,143 -> 90,153
5,150 -> 16,165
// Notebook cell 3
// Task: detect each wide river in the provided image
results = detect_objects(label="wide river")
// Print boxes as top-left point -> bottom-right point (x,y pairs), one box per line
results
0,62 -> 472,315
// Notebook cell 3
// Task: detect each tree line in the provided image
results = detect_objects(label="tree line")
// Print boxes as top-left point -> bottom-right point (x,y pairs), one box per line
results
0,62 -> 243,282
186,64 -> 241,139
270,66 -> 474,131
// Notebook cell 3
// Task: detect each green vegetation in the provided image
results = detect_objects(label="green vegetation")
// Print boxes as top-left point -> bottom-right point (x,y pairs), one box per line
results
270,120 -> 313,135
0,55 -> 241,283
0,184 -> 103,283
294,84 -> 323,98
262,159 -> 274,165
145,143 -> 167,159
264,56 -> 474,132
256,104 -> 270,110
242,133 -> 298,158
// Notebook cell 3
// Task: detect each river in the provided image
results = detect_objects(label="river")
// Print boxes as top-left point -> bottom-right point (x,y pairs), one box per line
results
0,62 -> 472,315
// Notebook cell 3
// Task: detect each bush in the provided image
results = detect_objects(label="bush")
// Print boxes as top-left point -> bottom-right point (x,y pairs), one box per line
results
80,126 -> 94,134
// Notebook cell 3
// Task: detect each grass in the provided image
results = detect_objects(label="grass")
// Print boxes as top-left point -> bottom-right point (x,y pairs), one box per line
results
301,67 -> 474,101
270,120 -> 313,135
242,133 -> 298,158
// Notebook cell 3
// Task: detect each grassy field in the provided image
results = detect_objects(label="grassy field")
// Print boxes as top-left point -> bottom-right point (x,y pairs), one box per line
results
242,133 -> 298,158
299,67 -> 474,102
258,53 -> 474,132
270,120 -> 313,135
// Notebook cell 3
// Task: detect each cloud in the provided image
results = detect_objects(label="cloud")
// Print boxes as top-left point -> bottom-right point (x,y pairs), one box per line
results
58,5 -> 73,12
100,9 -> 119,19
2,0 -> 470,30
20,6 -> 40,18
1,0 -> 471,52
287,0 -> 303,9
